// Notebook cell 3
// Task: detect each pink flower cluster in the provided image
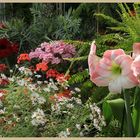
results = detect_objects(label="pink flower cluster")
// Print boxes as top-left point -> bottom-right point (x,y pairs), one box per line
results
29,41 -> 76,64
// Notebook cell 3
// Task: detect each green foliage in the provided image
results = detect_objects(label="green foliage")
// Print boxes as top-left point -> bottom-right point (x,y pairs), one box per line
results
0,85 -> 38,137
68,69 -> 89,85
96,120 -> 122,137
132,87 -> 140,136
96,3 -> 140,51
103,101 -> 113,124
53,8 -> 81,40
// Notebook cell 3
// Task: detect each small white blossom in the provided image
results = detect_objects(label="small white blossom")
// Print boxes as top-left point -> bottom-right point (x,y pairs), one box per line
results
31,108 -> 46,126
76,124 -> 81,130
30,92 -> 46,105
58,131 -> 68,137
37,81 -> 43,85
10,69 -> 13,73
17,79 -> 26,86
80,131 -> 84,136
74,87 -> 81,92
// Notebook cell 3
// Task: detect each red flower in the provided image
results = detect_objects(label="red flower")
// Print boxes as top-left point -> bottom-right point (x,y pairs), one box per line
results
17,53 -> 30,64
0,89 -> 7,100
0,78 -> 9,86
0,38 -> 18,58
50,90 -> 72,101
46,69 -> 59,78
36,62 -> 48,72
0,64 -> 7,72
56,73 -> 70,83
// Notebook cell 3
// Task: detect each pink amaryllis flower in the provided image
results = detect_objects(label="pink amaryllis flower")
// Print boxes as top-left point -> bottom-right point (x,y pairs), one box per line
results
131,43 -> 140,81
88,41 -> 138,93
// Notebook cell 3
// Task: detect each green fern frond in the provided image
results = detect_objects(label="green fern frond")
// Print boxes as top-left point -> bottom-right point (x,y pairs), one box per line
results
94,13 -> 122,25
68,69 -> 89,85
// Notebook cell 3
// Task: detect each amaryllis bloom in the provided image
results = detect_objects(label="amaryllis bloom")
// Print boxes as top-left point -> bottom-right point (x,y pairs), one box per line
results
46,69 -> 59,78
36,62 -> 48,72
131,43 -> 140,81
0,38 -> 18,58
88,41 -> 138,93
17,53 -> 30,64
0,64 -> 7,72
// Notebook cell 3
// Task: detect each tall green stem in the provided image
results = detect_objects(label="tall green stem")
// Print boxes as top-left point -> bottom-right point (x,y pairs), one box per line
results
123,89 -> 135,137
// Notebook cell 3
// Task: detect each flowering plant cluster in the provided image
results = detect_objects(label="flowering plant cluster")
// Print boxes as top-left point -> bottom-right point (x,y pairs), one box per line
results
0,39 -> 107,137
0,66 -> 106,137
29,41 -> 76,64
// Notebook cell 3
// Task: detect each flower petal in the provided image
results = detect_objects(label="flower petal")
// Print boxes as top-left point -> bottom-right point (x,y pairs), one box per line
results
88,41 -> 100,79
132,43 -> 140,59
103,49 -> 125,60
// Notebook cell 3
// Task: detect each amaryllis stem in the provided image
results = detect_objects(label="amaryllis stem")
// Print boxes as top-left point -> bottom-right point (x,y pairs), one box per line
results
123,89 -> 135,137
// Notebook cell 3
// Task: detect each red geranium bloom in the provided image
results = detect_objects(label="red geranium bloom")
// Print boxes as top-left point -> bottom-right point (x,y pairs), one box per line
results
0,78 -> 9,86
0,64 -> 7,72
46,69 -> 59,78
0,38 -> 18,58
17,53 -> 30,64
36,62 -> 48,72
56,73 -> 70,83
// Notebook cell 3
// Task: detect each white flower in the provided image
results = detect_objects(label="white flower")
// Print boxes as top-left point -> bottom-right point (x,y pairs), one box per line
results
15,64 -> 19,68
80,131 -> 84,136
84,124 -> 89,131
17,79 -> 26,86
1,74 -> 7,79
66,128 -> 70,136
66,103 -> 74,109
43,88 -> 51,92
8,77 -> 15,82
31,108 -> 46,126
35,75 -> 42,78
0,109 -> 5,114
74,87 -> 81,92
27,84 -> 37,91
75,98 -> 82,104
38,96 -> 46,104
16,117 -> 20,122
10,69 -> 13,73
76,124 -> 81,130
18,66 -> 25,72
30,92 -> 46,105
37,81 -> 43,85
58,131 -> 68,137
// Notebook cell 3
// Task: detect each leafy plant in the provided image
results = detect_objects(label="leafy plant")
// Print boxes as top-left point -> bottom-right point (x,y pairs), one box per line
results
53,8 -> 81,40
95,3 -> 140,51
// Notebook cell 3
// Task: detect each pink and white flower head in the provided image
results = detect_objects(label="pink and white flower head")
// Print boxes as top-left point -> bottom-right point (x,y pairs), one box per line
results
131,43 -> 140,82
88,41 -> 138,93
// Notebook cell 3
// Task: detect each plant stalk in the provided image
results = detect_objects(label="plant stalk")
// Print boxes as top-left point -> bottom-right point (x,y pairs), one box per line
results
123,89 -> 135,137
